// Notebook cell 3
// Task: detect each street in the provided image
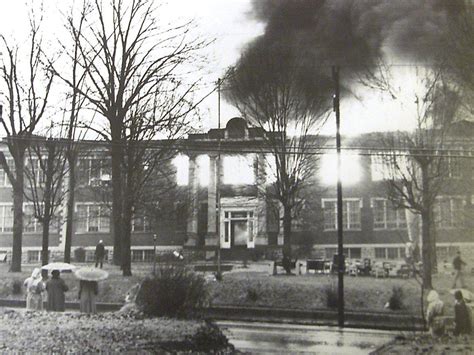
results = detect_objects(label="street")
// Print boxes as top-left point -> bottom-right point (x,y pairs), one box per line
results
216,321 -> 397,354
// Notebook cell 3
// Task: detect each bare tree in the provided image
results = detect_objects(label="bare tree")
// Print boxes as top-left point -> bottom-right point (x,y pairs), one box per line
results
0,12 -> 54,272
24,138 -> 67,265
224,40 -> 331,273
376,68 -> 460,289
58,0 -> 207,275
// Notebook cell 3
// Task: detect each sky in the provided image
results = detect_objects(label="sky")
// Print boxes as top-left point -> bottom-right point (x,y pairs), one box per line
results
0,0 -> 453,137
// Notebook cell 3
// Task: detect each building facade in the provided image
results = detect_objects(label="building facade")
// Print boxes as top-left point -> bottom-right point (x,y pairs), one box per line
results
0,117 -> 473,265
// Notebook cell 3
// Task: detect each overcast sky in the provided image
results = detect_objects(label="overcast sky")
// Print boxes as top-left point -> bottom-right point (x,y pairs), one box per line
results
0,0 -> 429,136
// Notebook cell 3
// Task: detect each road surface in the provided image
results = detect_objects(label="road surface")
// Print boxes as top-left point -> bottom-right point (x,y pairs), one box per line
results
216,320 -> 397,354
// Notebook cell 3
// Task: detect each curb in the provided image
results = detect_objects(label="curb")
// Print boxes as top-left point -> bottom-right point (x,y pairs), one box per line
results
203,305 -> 425,331
0,299 -> 424,331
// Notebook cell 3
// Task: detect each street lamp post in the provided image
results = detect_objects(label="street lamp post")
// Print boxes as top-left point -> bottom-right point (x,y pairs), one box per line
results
153,234 -> 157,275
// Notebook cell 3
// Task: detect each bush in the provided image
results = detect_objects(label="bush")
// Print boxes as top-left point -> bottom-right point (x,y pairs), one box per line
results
135,265 -> 208,318
246,287 -> 260,302
187,320 -> 232,352
12,280 -> 22,295
74,248 -> 86,262
388,286 -> 404,310
325,284 -> 338,309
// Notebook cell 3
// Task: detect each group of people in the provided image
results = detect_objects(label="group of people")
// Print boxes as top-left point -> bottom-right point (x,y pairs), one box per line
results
426,251 -> 472,338
24,268 -> 99,314
427,289 -> 472,337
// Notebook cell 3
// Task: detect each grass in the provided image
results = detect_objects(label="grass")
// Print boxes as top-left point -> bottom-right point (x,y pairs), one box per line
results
0,261 -> 471,318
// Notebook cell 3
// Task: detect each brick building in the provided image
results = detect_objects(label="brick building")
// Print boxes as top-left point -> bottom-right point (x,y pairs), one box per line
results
0,117 -> 473,266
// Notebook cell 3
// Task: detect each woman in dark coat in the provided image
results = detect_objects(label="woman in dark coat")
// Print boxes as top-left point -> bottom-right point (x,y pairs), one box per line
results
45,270 -> 69,311
453,290 -> 472,336
78,280 -> 98,314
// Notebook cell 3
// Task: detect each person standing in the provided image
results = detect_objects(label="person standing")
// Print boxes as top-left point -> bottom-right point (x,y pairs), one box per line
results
453,290 -> 472,336
23,268 -> 45,311
426,290 -> 445,338
78,280 -> 98,314
45,270 -> 68,312
452,251 -> 467,289
95,240 -> 105,268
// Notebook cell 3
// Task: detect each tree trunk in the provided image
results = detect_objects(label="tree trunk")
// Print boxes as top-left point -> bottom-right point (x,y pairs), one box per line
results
64,153 -> 76,263
41,213 -> 51,266
282,204 -> 292,274
110,125 -> 123,265
420,164 -> 433,289
10,165 -> 24,272
121,197 -> 133,276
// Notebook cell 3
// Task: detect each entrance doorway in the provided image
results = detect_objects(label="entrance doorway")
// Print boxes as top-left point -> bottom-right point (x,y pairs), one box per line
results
221,210 -> 255,249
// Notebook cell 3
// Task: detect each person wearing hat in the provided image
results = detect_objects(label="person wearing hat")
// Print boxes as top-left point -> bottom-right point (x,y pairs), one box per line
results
95,240 -> 105,269
453,290 -> 472,336
45,270 -> 69,312
23,268 -> 45,311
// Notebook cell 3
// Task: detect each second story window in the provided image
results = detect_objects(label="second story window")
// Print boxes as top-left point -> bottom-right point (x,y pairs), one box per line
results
322,198 -> 362,231
434,196 -> 465,229
0,205 -> 13,232
371,198 -> 407,230
77,157 -> 111,186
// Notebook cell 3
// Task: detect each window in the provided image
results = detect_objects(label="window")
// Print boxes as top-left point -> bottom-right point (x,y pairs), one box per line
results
433,197 -> 465,228
322,199 -> 362,231
131,249 -> 155,262
371,198 -> 407,230
374,247 -> 402,260
25,157 -> 46,185
370,153 -> 410,181
27,250 -> 41,263
76,204 -> 110,233
77,157 -> 111,186
0,205 -> 13,232
0,158 -> 14,187
23,205 -> 42,233
447,151 -> 461,178
375,248 -> 386,259
132,211 -> 151,232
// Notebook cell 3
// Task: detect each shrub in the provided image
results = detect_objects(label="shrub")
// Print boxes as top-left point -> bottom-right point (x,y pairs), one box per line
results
12,280 -> 22,295
74,248 -> 86,262
388,286 -> 404,310
135,265 -> 208,318
325,284 -> 338,309
187,321 -> 232,352
246,287 -> 260,302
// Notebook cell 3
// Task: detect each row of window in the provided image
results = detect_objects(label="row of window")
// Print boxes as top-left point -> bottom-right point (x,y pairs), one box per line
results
0,204 -> 59,233
75,204 -> 151,233
0,151 -> 472,188
322,196 -> 469,231
0,203 -> 150,233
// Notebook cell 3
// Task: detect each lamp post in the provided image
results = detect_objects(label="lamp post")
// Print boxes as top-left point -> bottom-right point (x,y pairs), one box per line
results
153,234 -> 157,275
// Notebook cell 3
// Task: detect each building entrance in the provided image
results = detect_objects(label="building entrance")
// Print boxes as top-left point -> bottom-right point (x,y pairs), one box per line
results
221,210 -> 255,249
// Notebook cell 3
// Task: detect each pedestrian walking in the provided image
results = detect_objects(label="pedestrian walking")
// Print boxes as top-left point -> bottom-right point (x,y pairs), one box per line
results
45,270 -> 69,312
78,280 -> 98,314
452,251 -> 467,289
23,268 -> 45,311
453,290 -> 472,336
95,240 -> 105,268
426,290 -> 445,338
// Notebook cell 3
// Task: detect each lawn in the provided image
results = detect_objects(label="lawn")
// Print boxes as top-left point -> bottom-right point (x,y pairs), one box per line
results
0,261 -> 471,317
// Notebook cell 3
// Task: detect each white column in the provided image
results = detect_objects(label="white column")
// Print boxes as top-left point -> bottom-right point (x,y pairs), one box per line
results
206,154 -> 218,246
186,154 -> 199,246
256,153 -> 267,245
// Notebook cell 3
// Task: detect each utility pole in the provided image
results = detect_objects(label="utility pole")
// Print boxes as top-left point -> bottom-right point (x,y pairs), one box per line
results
216,78 -> 222,278
332,65 -> 344,328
